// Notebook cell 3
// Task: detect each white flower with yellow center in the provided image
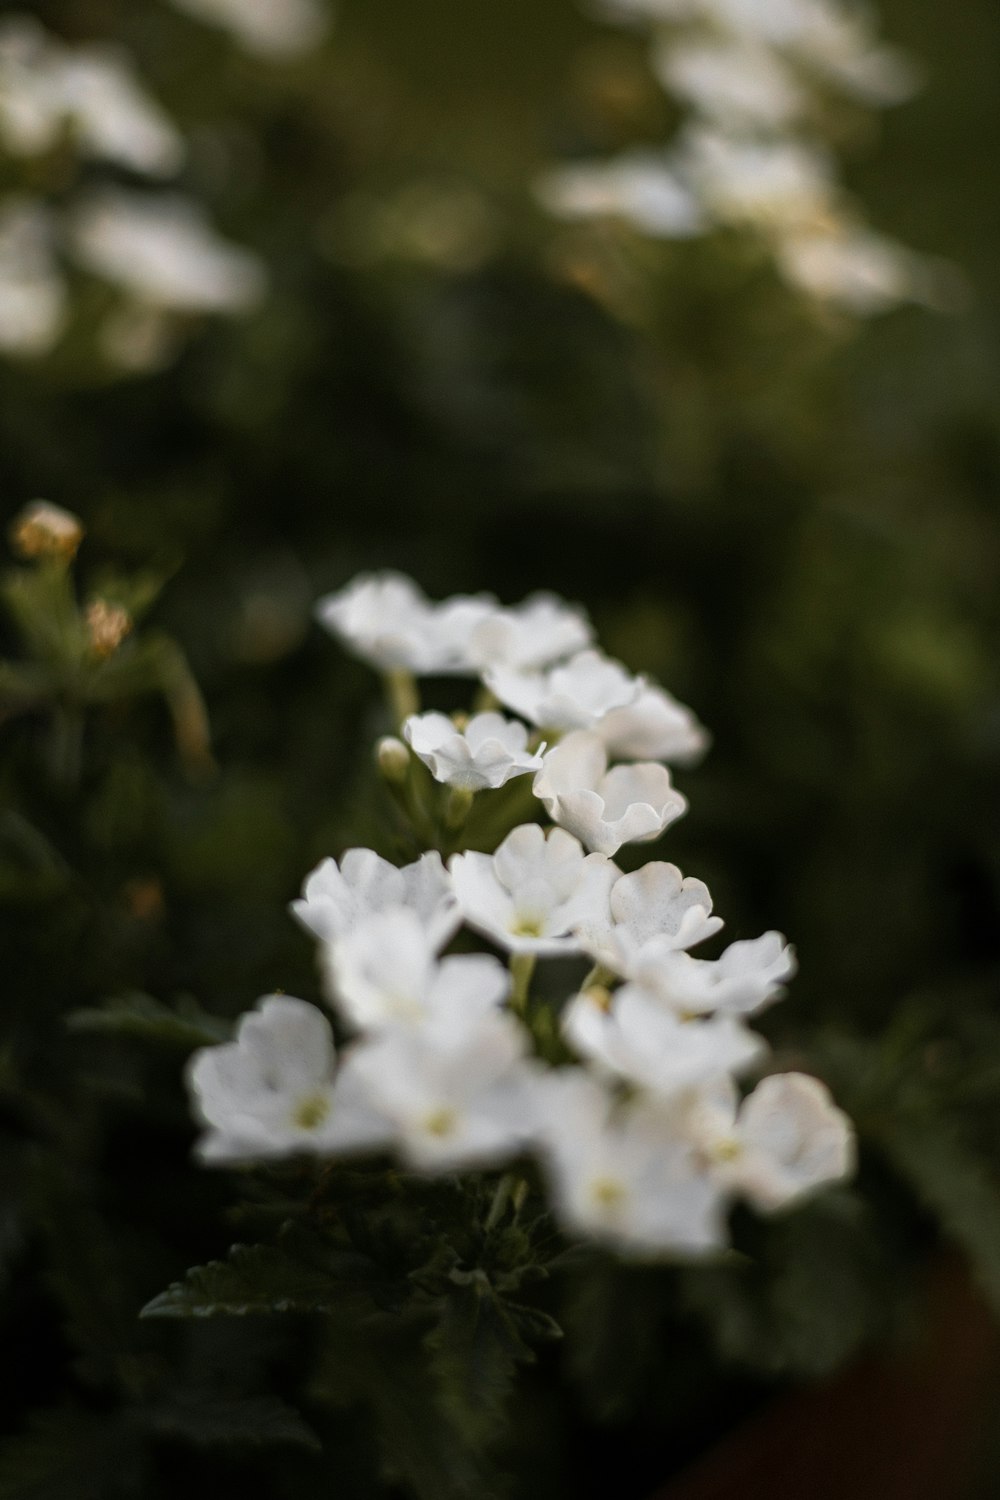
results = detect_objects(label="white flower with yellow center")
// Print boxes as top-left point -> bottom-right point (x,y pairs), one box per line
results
403,711 -> 545,792
579,861 -> 723,971
449,823 -> 618,956
291,847 -> 459,952
186,995 -> 390,1165
324,908 -> 509,1035
345,1010 -> 539,1172
537,1071 -> 726,1254
484,649 -> 642,732
534,730 -> 687,856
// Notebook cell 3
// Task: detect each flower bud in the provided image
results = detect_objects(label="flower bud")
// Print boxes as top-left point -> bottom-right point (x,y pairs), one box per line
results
86,599 -> 133,659
9,501 -> 84,562
375,735 -> 410,784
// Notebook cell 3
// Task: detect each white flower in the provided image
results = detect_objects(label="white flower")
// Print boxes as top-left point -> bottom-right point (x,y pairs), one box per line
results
346,1010 -> 539,1172
654,37 -> 806,129
536,152 -> 704,238
324,908 -> 509,1034
0,20 -> 182,174
315,570 -> 496,676
168,0 -> 329,57
485,649 -> 642,732
776,225 -> 931,313
0,198 -> 65,356
466,592 -> 594,672
403,711 -> 545,792
537,1070 -> 726,1255
690,1072 -> 855,1210
596,681 -> 708,764
563,983 -> 766,1095
681,127 -> 835,232
622,930 -> 797,1016
291,847 -> 459,953
579,861 -> 723,970
187,995 -> 390,1164
69,190 -> 265,313
449,823 -> 618,956
534,730 -> 687,856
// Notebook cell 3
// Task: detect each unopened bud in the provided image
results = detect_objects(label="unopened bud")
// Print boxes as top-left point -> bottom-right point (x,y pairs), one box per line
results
376,735 -> 410,784
584,985 -> 614,1013
444,785 -> 475,830
10,501 -> 84,562
86,599 -> 133,659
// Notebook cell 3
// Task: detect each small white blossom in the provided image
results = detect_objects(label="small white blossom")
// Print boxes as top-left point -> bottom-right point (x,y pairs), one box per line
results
596,681 -> 709,764
466,592 -> 594,672
563,983 -> 766,1095
655,37 -> 806,128
580,861 -> 723,970
537,152 -> 704,238
449,823 -> 618,956
681,127 -> 835,232
69,190 -> 265,314
485,649 -> 642,733
690,1072 -> 855,1210
534,731 -> 687,856
187,995 -> 390,1164
168,0 -> 329,57
624,931 -> 797,1016
776,225 -> 932,313
537,1070 -> 726,1254
316,570 -> 496,676
403,711 -> 545,792
347,1009 -> 539,1172
291,847 -> 459,953
324,908 -> 509,1034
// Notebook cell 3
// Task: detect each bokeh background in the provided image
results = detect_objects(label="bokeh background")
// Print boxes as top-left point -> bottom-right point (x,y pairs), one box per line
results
1,1 -> 999,1496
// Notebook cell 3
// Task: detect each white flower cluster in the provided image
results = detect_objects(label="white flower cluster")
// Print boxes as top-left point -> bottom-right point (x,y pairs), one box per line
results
188,572 -> 853,1257
539,0 -> 940,314
0,10 -> 297,367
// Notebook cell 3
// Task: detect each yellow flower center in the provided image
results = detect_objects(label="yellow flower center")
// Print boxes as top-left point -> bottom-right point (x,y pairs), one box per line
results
293,1093 -> 331,1130
424,1108 -> 459,1138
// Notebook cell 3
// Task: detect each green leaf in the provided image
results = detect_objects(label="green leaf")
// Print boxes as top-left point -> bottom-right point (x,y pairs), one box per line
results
425,1277 -> 536,1448
67,992 -> 231,1050
146,1393 -> 321,1452
141,1238 -> 381,1319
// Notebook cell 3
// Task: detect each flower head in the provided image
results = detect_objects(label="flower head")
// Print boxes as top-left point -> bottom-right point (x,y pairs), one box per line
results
316,571 -> 496,676
403,711 -> 545,791
187,995 -> 390,1164
580,861 -> 723,970
291,848 -> 459,952
485,649 -> 642,732
624,931 -> 796,1017
534,730 -> 687,855
596,681 -> 709,764
449,823 -> 618,956
466,592 -> 594,672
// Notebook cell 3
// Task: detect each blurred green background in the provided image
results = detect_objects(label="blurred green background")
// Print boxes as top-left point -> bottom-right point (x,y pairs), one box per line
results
1,0 -> 999,1496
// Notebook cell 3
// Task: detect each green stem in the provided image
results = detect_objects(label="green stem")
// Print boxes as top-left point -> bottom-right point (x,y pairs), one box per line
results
385,669 -> 420,729
48,702 -> 84,790
509,953 -> 536,1019
485,1172 -> 515,1232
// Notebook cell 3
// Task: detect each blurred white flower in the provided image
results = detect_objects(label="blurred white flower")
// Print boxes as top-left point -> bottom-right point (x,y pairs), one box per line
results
580,860 -> 723,970
168,0 -> 330,57
466,592 -> 594,672
403,711 -> 545,792
324,908 -> 509,1034
655,37 -> 806,128
187,994 -> 390,1164
681,127 -> 834,231
291,847 -> 459,952
596,681 -> 709,764
346,1009 -> 539,1172
776,224 -> 932,313
537,1070 -> 726,1254
691,1071 -> 855,1209
0,19 -> 182,174
69,189 -> 265,313
621,930 -> 797,1016
534,730 -> 687,856
563,982 -> 765,1094
486,649 -> 642,732
0,198 -> 65,355
316,570 -> 496,676
449,823 -> 618,956
537,152 -> 704,238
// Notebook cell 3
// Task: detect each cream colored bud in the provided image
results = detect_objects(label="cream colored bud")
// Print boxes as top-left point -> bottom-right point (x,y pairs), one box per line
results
86,599 -> 133,659
10,501 -> 84,562
376,735 -> 410,784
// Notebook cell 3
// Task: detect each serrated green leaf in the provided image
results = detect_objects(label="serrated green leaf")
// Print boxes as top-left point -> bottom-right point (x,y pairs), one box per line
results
425,1279 -> 534,1448
67,992 -> 231,1050
146,1393 -> 321,1452
141,1238 -> 381,1319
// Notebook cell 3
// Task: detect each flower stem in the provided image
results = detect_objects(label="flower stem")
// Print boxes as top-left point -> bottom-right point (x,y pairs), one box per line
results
509,953 -> 536,1019
385,669 -> 420,729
